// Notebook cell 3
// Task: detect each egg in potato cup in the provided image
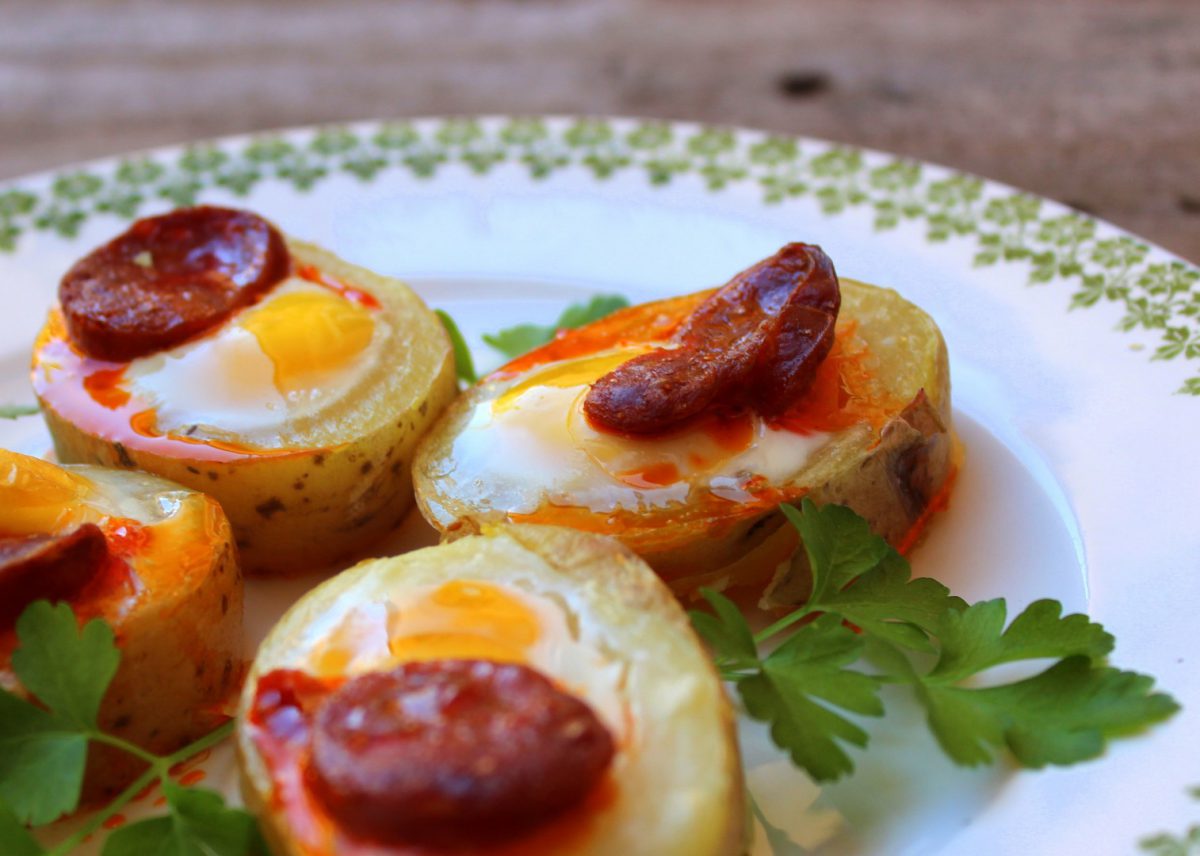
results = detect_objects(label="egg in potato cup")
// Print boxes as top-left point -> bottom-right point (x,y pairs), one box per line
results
414,244 -> 955,605
32,206 -> 457,574
237,524 -> 743,856
0,449 -> 242,803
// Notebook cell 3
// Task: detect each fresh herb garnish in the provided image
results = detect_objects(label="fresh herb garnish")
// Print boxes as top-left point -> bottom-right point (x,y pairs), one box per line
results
435,309 -> 478,385
0,404 -> 39,420
101,783 -> 264,856
1,503 -> 1180,851
0,602 -> 266,856
0,801 -> 42,856
483,294 -> 630,359
691,499 -> 1180,782
1140,786 -> 1200,854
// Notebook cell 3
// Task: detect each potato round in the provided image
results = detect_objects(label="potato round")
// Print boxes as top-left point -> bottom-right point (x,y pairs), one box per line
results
0,461 -> 243,803
413,279 -> 955,605
237,524 -> 744,856
34,239 -> 457,574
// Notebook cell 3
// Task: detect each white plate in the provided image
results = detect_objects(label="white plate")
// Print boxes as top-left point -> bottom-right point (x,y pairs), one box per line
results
2,117 -> 1197,855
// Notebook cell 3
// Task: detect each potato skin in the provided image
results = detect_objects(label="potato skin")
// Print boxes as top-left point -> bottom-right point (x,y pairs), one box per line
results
36,240 -> 457,575
84,494 -> 243,802
0,476 -> 244,804
237,525 -> 744,856
413,279 -> 955,604
41,403 -> 439,575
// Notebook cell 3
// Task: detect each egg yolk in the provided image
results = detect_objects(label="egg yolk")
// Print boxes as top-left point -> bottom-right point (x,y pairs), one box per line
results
0,450 -> 92,536
239,290 -> 375,394
311,581 -> 545,678
388,580 -> 541,665
493,348 -> 652,416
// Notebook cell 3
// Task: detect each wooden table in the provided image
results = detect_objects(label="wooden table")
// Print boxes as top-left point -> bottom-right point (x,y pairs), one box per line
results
3,0 -> 1197,260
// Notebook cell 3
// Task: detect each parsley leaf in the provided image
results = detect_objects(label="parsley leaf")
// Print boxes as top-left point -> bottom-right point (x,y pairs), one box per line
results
482,323 -> 556,360
920,656 -> 1179,767
12,602 -> 120,731
927,598 -> 1112,682
435,309 -> 477,385
102,783 -> 268,856
0,800 -> 44,856
691,592 -> 885,780
691,589 -> 758,672
0,605 -> 117,826
556,295 -> 630,330
784,500 -> 891,602
691,501 -> 1180,783
741,614 -> 883,780
0,404 -> 39,420
0,681 -> 89,825
0,686 -> 87,821
1140,786 -> 1200,855
821,551 -> 965,651
917,598 -> 1173,766
483,294 -> 630,358
0,602 -> 261,852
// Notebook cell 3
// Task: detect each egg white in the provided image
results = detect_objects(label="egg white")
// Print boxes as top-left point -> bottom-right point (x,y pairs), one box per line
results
439,347 -> 831,516
294,580 -> 630,744
123,278 -> 387,444
0,454 -> 190,537
77,466 -> 192,526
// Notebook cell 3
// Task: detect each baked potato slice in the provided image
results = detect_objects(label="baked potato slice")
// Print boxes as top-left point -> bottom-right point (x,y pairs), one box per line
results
34,235 -> 457,574
0,450 -> 242,803
413,278 -> 954,605
237,524 -> 743,856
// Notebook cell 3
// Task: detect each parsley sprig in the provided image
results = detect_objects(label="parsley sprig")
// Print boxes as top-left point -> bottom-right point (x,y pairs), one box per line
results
435,309 -> 478,386
0,503 -> 1182,851
691,500 -> 1180,782
0,602 -> 265,856
1140,785 -> 1200,854
483,294 -> 629,358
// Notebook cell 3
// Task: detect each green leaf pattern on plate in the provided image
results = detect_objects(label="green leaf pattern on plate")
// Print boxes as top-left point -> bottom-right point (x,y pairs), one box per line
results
0,118 -> 1195,394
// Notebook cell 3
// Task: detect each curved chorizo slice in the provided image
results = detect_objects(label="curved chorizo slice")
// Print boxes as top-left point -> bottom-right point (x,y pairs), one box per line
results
309,659 -> 614,845
584,242 -> 840,434
0,524 -> 108,628
59,206 -> 289,361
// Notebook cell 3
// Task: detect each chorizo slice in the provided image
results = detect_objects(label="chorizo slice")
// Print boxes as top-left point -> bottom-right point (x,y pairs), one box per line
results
0,524 -> 108,628
309,659 -> 614,845
584,242 -> 840,434
59,206 -> 290,361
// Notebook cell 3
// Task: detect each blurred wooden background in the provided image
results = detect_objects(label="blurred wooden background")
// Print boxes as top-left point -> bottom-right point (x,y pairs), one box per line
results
3,0 -> 1197,260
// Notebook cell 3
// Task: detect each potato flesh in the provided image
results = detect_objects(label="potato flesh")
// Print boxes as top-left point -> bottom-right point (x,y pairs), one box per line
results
0,471 -> 243,803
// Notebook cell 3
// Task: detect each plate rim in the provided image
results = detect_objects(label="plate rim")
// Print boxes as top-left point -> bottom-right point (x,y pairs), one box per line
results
2,114 -> 1197,855
1,114 -> 1197,400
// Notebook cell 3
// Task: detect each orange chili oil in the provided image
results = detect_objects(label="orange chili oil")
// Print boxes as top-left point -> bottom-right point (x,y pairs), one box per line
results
248,669 -> 616,856
493,291 -> 712,380
81,367 -> 131,410
767,319 -> 903,435
297,264 -> 383,310
616,461 -> 682,489
897,463 -> 959,556
32,311 -> 319,464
